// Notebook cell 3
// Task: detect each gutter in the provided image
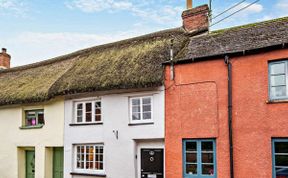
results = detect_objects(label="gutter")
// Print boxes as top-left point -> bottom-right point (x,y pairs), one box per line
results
162,42 -> 288,65
225,55 -> 234,178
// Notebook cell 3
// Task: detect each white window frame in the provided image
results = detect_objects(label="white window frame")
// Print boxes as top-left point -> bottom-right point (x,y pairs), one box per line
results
269,60 -> 288,100
73,144 -> 105,175
129,96 -> 153,124
74,100 -> 102,124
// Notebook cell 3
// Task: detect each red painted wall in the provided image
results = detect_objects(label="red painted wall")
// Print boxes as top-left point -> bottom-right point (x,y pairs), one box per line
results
165,49 -> 288,178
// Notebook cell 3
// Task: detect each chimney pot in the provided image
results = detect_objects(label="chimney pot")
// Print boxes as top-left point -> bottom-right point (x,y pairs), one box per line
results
2,48 -> 7,54
187,0 -> 193,9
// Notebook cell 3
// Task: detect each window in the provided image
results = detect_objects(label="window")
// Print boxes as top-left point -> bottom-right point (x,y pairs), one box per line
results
183,140 -> 216,178
75,100 -> 102,124
75,144 -> 104,174
24,110 -> 44,127
269,61 -> 288,100
130,96 -> 152,123
272,139 -> 288,178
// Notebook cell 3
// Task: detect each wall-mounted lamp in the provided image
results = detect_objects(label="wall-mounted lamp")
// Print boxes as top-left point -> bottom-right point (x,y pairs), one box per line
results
113,130 -> 119,140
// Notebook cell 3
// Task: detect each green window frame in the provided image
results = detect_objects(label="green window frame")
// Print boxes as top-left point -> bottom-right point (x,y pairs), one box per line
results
183,139 -> 216,178
24,109 -> 45,127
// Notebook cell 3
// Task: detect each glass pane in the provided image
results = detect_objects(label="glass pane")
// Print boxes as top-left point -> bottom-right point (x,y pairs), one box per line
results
275,142 -> 288,153
38,112 -> 45,125
186,142 -> 197,152
95,115 -> 101,122
276,155 -> 288,166
271,75 -> 286,86
271,86 -> 286,97
86,113 -> 92,122
271,63 -> 285,75
95,108 -> 101,115
202,164 -> 214,175
143,112 -> 151,120
77,103 -> 83,109
276,167 -> 288,177
186,164 -> 197,174
143,97 -> 151,104
143,105 -> 151,112
202,153 -> 214,163
86,103 -> 92,112
132,98 -> 140,105
186,153 -> 197,163
202,142 -> 213,152
95,101 -> 101,108
132,113 -> 140,120
132,106 -> 140,112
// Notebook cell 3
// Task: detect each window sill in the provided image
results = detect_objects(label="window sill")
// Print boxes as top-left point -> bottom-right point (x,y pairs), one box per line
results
128,122 -> 154,126
69,122 -> 103,126
19,124 -> 44,129
70,172 -> 106,177
266,99 -> 288,104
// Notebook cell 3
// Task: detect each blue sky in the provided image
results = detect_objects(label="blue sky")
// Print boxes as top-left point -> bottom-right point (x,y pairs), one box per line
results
1,0 -> 288,66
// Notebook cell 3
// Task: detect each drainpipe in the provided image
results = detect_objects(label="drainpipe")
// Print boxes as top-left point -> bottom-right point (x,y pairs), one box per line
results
225,55 -> 234,178
170,39 -> 174,80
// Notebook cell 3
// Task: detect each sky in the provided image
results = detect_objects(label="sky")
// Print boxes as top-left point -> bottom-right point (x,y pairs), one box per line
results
0,0 -> 288,67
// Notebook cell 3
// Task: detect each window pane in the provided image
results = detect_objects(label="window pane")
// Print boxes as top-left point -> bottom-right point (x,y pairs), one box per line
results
86,113 -> 92,122
132,105 -> 140,112
77,103 -> 83,109
143,97 -> 151,105
86,103 -> 92,112
132,98 -> 140,105
86,103 -> 92,122
271,63 -> 285,75
186,153 -> 197,163
95,101 -> 101,108
186,164 -> 197,174
276,155 -> 288,166
132,113 -> 140,120
276,167 -> 288,177
202,164 -> 214,175
276,142 -> 288,153
143,105 -> 151,112
271,86 -> 286,98
95,115 -> 101,122
202,142 -> 213,152
38,112 -> 45,125
186,142 -> 197,152
143,112 -> 151,120
271,75 -> 286,86
202,153 -> 214,163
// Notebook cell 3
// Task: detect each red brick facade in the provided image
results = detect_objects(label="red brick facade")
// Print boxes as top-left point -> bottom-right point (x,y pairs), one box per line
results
165,49 -> 288,178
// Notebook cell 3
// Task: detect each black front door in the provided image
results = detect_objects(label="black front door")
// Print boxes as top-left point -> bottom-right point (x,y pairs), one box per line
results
141,148 -> 164,178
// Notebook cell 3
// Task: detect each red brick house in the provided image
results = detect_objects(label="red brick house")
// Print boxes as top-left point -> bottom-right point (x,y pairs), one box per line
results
164,3 -> 288,178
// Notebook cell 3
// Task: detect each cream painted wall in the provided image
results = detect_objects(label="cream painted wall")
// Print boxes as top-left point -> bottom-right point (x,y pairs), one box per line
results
0,99 -> 64,178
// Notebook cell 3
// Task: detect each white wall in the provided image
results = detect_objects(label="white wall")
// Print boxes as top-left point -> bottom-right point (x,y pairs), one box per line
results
64,88 -> 165,178
0,99 -> 64,178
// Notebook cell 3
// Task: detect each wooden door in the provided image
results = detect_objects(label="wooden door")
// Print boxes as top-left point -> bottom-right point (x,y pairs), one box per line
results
26,150 -> 35,178
53,147 -> 64,178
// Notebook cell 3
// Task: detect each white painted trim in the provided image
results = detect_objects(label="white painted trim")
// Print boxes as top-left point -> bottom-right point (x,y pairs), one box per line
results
73,100 -> 102,124
129,96 -> 153,124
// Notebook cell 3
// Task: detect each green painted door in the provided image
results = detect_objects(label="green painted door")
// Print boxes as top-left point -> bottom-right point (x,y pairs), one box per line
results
53,147 -> 64,178
26,150 -> 35,178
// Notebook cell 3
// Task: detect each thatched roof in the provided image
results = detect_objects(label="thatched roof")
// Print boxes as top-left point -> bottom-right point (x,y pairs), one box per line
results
175,16 -> 288,61
0,27 -> 188,106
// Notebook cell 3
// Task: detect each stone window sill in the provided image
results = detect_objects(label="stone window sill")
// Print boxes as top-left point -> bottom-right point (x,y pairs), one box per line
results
19,124 -> 44,129
69,122 -> 103,126
70,172 -> 106,177
128,122 -> 154,126
266,99 -> 288,104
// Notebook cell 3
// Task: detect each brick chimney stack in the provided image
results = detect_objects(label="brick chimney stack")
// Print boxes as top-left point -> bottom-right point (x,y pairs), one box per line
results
182,0 -> 209,33
0,48 -> 11,69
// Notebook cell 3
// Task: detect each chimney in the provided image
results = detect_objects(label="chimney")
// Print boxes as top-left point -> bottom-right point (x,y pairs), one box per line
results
182,1 -> 209,33
0,48 -> 11,69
